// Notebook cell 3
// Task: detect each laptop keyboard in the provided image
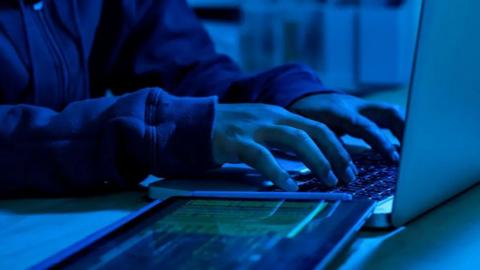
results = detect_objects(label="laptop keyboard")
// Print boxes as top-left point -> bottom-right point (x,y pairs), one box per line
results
267,150 -> 399,201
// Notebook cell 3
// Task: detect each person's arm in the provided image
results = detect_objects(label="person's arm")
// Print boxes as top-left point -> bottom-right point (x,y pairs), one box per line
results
89,0 -> 334,107
83,0 -> 401,191
0,88 -> 216,198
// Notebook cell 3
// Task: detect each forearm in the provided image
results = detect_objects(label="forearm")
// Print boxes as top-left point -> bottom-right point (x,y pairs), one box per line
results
0,88 -> 216,198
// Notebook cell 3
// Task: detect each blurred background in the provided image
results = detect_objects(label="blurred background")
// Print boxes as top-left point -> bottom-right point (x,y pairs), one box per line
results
188,0 -> 422,95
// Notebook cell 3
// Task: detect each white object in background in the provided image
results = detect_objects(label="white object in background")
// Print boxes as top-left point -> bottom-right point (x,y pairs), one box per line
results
239,2 -> 282,70
358,3 -> 418,86
198,0 -> 421,93
322,6 -> 357,90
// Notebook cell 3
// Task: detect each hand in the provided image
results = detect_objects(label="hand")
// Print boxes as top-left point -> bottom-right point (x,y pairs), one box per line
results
289,93 -> 405,162
212,104 -> 358,191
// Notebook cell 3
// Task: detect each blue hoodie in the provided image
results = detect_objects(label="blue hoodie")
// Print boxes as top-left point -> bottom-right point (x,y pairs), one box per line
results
0,0 -> 332,198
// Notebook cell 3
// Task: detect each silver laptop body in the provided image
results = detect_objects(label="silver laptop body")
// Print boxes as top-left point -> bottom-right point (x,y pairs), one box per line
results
369,0 -> 480,228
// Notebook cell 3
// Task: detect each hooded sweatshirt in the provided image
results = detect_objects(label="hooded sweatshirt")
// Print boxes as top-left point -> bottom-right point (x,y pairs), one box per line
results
0,0 -> 332,198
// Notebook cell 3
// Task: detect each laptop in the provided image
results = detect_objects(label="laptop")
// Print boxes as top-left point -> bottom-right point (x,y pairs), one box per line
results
150,0 -> 480,228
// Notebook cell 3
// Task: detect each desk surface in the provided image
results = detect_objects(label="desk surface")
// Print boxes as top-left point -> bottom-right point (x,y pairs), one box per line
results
2,88 -> 480,269
2,186 -> 480,269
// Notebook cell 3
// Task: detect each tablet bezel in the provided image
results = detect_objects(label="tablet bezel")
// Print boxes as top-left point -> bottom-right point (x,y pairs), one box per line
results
32,196 -> 375,270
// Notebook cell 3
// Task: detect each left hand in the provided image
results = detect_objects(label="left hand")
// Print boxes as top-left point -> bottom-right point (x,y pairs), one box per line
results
289,93 -> 405,162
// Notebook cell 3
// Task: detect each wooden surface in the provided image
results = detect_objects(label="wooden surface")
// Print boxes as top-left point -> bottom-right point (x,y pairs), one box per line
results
2,88 -> 480,269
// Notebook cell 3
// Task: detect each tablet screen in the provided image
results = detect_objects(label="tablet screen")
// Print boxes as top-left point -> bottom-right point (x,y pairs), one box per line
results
56,198 -> 374,270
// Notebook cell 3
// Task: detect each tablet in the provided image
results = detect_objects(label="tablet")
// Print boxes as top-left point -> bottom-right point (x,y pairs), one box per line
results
34,196 -> 375,270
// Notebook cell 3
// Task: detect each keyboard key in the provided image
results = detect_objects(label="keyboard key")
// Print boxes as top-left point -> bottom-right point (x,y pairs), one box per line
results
290,149 -> 399,201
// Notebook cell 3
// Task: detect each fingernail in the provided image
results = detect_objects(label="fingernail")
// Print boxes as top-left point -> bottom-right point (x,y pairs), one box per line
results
298,167 -> 311,176
326,171 -> 338,186
391,151 -> 400,163
344,166 -> 357,183
285,178 -> 299,192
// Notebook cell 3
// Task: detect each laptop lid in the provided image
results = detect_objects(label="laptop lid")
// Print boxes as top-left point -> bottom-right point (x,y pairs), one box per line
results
392,0 -> 480,226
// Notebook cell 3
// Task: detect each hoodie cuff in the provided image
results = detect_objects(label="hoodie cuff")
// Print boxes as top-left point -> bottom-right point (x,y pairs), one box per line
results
259,64 -> 344,108
145,89 -> 218,176
272,82 -> 341,108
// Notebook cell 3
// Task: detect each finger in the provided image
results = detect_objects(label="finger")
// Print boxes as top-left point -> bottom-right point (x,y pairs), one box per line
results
344,116 -> 400,162
256,126 -> 338,186
236,140 -> 298,191
361,103 -> 405,143
280,116 -> 357,183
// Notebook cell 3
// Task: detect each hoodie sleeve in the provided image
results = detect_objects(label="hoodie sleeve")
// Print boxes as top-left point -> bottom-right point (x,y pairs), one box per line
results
0,88 -> 216,198
90,0 -> 337,107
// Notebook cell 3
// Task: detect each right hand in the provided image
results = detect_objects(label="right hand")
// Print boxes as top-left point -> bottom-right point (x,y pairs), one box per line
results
212,104 -> 358,191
